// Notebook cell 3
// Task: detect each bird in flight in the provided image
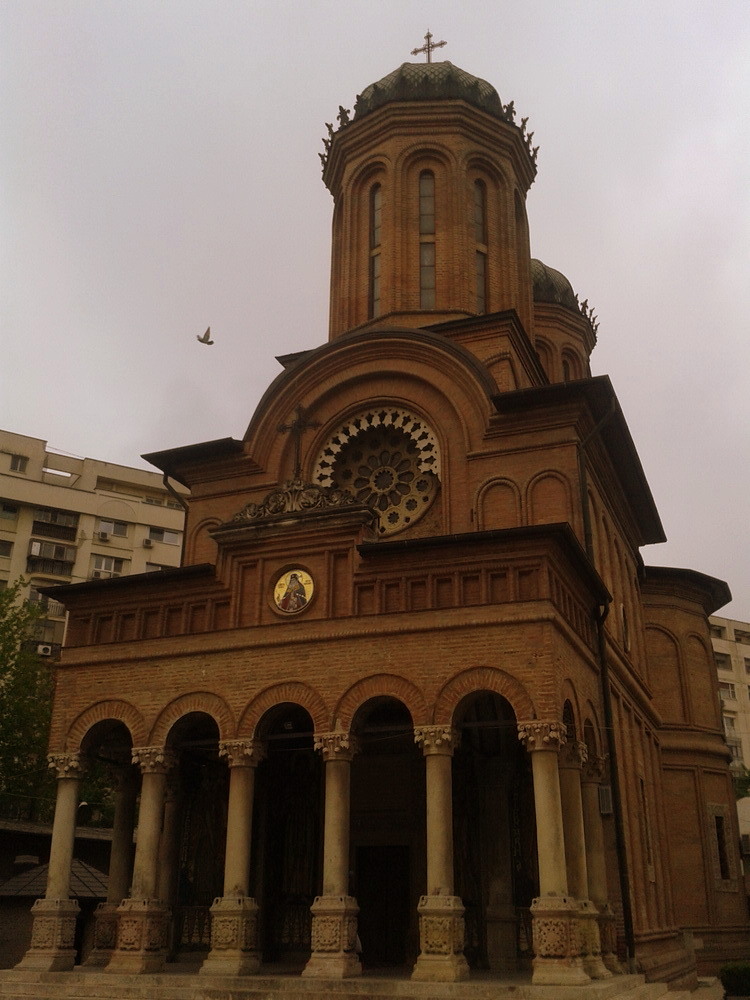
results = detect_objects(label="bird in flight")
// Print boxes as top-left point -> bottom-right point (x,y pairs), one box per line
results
197,327 -> 214,345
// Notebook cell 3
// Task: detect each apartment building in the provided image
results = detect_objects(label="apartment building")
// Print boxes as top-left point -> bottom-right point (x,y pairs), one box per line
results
710,614 -> 750,775
0,430 -> 186,655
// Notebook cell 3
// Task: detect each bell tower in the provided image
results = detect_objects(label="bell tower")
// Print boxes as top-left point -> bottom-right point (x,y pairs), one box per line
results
321,62 -> 538,340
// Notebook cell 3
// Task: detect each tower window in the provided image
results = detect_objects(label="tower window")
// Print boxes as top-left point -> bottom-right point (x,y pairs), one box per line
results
419,171 -> 435,308
369,183 -> 382,318
474,180 -> 488,313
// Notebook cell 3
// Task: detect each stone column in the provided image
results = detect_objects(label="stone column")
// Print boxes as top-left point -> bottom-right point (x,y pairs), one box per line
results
17,752 -> 85,971
411,726 -> 469,983
581,753 -> 621,973
87,765 -> 138,966
201,739 -> 265,976
519,721 -> 589,986
302,731 -> 361,979
107,746 -> 175,974
559,740 -> 610,980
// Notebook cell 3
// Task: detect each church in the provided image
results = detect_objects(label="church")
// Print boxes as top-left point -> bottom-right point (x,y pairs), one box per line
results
13,53 -> 748,994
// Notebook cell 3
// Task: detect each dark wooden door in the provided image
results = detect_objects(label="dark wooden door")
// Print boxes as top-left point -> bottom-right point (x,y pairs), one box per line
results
356,845 -> 410,967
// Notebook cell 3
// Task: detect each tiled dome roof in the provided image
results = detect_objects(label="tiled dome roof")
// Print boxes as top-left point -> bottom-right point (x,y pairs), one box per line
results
353,62 -> 506,121
530,259 -> 579,311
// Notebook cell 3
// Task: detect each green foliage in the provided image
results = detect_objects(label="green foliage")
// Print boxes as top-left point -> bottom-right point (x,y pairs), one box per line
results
720,961 -> 750,996
733,767 -> 750,801
0,580 -> 56,819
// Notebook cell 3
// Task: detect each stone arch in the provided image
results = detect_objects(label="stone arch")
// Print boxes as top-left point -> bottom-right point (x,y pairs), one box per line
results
335,674 -> 429,731
188,516 -> 220,564
149,691 -> 235,745
434,666 -> 535,726
582,711 -> 602,757
397,142 -> 457,176
484,351 -> 520,392
66,699 -> 147,751
477,476 -> 521,531
527,470 -> 572,526
534,336 -> 554,381
561,347 -> 583,381
561,682 -> 582,737
645,625 -> 686,721
238,681 -> 329,738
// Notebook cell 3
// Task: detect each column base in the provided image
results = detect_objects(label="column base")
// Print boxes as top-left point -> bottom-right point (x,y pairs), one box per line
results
412,894 -> 469,982
598,903 -> 623,974
199,896 -> 261,976
16,898 -> 79,972
579,898 -> 612,979
106,897 -> 169,974
84,902 -> 120,966
530,895 -> 590,986
302,895 -> 361,979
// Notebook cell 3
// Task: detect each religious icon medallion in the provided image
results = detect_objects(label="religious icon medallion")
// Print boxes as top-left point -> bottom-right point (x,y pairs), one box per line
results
273,569 -> 314,615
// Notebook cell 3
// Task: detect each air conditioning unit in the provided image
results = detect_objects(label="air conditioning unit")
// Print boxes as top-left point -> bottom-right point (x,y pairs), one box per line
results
143,537 -> 154,548
598,784 -> 614,816
96,531 -> 110,542
37,644 -> 53,657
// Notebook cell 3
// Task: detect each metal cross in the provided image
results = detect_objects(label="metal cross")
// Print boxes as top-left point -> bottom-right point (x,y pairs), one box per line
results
411,30 -> 447,63
278,405 -> 321,481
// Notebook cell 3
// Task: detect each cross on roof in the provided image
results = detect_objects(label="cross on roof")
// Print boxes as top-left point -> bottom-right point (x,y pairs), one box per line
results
411,30 -> 447,63
278,405 -> 321,481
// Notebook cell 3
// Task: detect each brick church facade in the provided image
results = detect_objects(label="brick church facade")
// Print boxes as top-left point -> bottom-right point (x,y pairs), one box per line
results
18,60 -> 748,988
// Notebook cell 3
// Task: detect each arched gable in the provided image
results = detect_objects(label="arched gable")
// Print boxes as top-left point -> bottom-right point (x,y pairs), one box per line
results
335,674 -> 429,731
65,699 -> 146,751
238,681 -> 329,738
434,666 -> 535,725
149,691 -> 235,745
527,470 -> 572,526
477,476 -> 521,531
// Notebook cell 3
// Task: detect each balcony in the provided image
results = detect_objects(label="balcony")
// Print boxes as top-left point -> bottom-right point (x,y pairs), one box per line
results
30,519 -> 77,542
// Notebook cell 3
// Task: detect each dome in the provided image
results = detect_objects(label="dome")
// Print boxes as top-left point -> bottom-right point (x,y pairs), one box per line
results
353,61 -> 508,122
530,259 -> 579,311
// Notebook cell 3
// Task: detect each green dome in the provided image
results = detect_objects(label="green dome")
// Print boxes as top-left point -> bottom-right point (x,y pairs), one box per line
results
353,61 -> 508,122
530,259 -> 579,311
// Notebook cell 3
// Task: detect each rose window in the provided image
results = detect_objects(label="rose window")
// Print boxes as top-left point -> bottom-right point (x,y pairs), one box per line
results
313,409 -> 440,536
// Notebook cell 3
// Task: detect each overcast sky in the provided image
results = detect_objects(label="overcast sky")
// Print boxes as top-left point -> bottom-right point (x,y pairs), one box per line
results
1,1 -> 748,616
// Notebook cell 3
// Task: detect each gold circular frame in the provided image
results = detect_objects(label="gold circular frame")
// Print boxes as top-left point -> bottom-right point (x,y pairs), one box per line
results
273,569 -> 314,615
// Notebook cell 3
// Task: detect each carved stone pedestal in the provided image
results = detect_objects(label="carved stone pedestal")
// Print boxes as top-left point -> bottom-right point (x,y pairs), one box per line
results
598,903 -> 623,973
106,897 -> 169,974
578,898 -> 612,979
302,895 -> 361,978
16,898 -> 79,972
412,894 -> 469,982
84,902 -> 120,966
530,895 -> 590,986
200,896 -> 261,976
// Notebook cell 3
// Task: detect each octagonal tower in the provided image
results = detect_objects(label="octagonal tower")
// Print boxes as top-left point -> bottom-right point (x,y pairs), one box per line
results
322,62 -> 538,339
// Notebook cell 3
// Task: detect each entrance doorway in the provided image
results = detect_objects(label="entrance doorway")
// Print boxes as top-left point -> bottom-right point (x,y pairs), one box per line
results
355,845 -> 409,967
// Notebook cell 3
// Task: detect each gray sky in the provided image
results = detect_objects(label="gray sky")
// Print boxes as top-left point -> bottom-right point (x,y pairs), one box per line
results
2,1 -> 749,616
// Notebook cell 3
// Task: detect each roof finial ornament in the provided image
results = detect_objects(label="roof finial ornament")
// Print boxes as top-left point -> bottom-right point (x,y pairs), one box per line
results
411,30 -> 447,63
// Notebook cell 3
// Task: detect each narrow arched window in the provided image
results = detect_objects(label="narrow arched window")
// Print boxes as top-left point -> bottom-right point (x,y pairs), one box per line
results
473,180 -> 488,313
419,171 -> 435,309
562,358 -> 571,382
369,184 -> 382,319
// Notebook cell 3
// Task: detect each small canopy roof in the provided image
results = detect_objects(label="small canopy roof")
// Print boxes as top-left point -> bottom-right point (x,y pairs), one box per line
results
0,858 -> 107,899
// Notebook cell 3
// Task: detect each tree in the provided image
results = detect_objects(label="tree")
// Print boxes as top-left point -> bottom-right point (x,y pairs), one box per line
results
0,580 -> 55,820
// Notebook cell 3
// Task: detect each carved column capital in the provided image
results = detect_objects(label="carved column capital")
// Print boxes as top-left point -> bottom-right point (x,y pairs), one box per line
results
219,739 -> 267,768
559,740 -> 588,770
48,752 -> 85,780
414,725 -> 460,756
314,731 -> 358,762
517,721 -> 567,752
581,754 -> 607,784
131,746 -> 177,774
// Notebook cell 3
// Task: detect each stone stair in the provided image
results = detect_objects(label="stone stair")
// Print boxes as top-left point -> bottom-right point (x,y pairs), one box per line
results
0,968 -> 726,1000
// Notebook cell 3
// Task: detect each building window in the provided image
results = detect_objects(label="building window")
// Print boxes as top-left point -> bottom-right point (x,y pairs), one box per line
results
710,623 -> 726,639
723,714 -> 737,735
715,652 -> 731,671
27,540 -> 76,576
10,454 -> 28,473
0,540 -> 12,557
714,814 -> 731,880
144,496 -> 164,506
32,507 -> 79,542
148,527 -> 181,545
735,629 -> 750,646
91,555 -> 125,579
719,681 -> 737,701
0,502 -> 18,519
97,518 -> 128,537
473,180 -> 487,313
145,562 -> 165,572
419,171 -> 436,309
369,183 -> 382,319
745,658 -> 750,674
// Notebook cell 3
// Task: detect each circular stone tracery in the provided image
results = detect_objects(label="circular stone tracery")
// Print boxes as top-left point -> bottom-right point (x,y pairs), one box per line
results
313,409 -> 440,536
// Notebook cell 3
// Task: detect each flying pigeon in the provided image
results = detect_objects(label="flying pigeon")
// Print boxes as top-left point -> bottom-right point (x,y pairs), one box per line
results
197,327 -> 214,345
